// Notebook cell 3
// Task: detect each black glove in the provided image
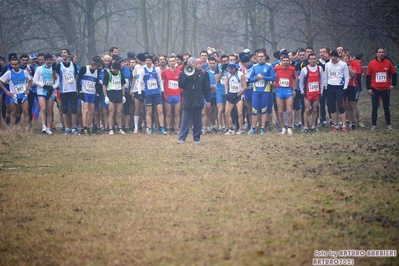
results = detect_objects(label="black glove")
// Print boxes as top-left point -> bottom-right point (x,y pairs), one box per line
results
44,85 -> 54,97
221,64 -> 228,72
43,85 -> 53,90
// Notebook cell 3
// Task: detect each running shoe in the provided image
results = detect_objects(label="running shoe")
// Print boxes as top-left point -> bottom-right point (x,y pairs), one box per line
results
236,129 -> 245,135
281,128 -> 286,135
341,125 -> 347,132
287,128 -> 293,135
260,128 -> 265,135
109,130 -> 114,135
332,126 -> 339,132
351,124 -> 356,130
224,129 -> 235,135
71,128 -> 79,135
248,128 -> 256,135
177,140 -> 185,144
387,125 -> 393,131
194,141 -> 201,145
46,128 -> 53,135
64,129 -> 71,135
358,121 -> 366,128
42,125 -> 47,134
160,127 -> 167,135
146,128 -> 153,135
311,127 -> 319,132
119,129 -> 126,135
302,127 -> 308,134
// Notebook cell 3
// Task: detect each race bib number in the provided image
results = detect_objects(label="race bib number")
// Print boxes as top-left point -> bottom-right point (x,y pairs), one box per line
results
255,79 -> 265,87
220,77 -> 226,85
279,78 -> 289,87
230,84 -> 240,93
86,81 -> 96,92
15,84 -> 26,94
168,80 -> 178,89
329,71 -> 338,79
64,74 -> 74,84
43,79 -> 53,86
308,81 -> 319,92
112,78 -> 121,89
147,78 -> 158,90
375,72 -> 387,83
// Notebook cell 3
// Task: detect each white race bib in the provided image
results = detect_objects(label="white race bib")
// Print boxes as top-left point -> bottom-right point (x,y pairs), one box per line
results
64,74 -> 74,84
86,81 -> 96,92
255,79 -> 265,87
329,71 -> 338,79
230,84 -> 240,93
308,81 -> 319,92
15,84 -> 26,94
279,78 -> 289,87
147,78 -> 157,90
43,79 -> 53,86
168,80 -> 178,89
375,72 -> 387,83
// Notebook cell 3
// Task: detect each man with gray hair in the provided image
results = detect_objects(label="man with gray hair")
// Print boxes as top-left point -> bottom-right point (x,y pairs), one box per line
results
177,57 -> 211,144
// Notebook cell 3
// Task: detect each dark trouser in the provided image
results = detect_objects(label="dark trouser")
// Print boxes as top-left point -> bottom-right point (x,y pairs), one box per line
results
371,89 -> 390,126
179,108 -> 202,142
319,93 -> 327,122
28,92 -> 37,123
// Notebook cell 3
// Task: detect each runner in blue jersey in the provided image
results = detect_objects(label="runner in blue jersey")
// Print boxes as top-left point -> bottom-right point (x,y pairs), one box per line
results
247,50 -> 275,135
137,54 -> 166,135
121,58 -> 133,132
215,55 -> 229,133
0,57 -> 32,129
33,53 -> 60,134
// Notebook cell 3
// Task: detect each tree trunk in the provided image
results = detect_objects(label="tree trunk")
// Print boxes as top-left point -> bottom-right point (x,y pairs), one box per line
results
181,0 -> 187,53
141,0 -> 149,52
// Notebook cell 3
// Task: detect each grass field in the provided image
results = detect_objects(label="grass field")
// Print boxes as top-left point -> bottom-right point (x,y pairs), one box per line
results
0,90 -> 398,265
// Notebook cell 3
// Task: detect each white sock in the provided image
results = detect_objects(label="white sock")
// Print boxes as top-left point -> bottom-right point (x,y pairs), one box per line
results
134,115 -> 139,129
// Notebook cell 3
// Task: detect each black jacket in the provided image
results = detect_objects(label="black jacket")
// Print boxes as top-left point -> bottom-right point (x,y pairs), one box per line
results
178,69 -> 211,110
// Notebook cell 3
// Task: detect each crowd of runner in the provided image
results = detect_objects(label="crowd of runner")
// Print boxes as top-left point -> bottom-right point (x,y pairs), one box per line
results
0,45 -> 397,136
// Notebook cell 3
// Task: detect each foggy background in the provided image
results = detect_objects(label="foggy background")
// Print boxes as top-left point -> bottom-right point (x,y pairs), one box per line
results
0,0 -> 398,64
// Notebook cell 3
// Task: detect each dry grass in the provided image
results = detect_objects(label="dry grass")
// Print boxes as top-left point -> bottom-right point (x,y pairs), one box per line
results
0,90 -> 398,265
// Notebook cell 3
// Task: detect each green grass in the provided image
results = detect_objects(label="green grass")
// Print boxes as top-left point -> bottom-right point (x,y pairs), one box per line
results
0,90 -> 398,265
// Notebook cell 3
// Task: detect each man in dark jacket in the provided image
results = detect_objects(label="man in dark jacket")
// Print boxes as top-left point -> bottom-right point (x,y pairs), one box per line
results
178,57 -> 211,144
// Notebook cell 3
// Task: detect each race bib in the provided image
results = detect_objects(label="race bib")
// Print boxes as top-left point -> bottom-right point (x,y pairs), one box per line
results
255,79 -> 265,87
147,78 -> 158,90
279,78 -> 289,87
86,81 -> 96,92
220,77 -> 226,85
112,78 -> 121,89
168,80 -> 178,89
15,84 -> 26,94
43,79 -> 53,86
375,72 -> 387,83
230,84 -> 240,93
64,74 -> 74,84
329,71 -> 338,79
308,81 -> 319,92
